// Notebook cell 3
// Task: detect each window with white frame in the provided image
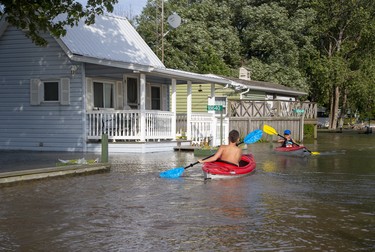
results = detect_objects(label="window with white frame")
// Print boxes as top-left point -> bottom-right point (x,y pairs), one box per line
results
93,81 -> 114,108
30,78 -> 70,105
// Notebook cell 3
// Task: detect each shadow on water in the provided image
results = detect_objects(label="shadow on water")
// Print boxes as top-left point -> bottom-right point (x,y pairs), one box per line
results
0,131 -> 374,251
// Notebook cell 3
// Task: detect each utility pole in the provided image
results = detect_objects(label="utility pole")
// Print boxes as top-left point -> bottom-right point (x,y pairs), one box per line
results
161,0 -> 164,63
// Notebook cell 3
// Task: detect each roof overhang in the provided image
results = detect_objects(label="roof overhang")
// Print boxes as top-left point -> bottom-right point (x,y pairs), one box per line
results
55,37 -> 155,72
240,85 -> 307,96
152,68 -> 247,90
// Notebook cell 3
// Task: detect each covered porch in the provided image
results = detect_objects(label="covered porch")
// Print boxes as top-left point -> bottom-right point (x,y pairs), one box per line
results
83,69 -> 236,152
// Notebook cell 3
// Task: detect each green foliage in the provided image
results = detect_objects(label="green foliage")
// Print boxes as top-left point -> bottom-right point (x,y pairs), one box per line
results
303,124 -> 314,139
308,0 -> 375,127
0,0 -> 118,46
137,0 -> 241,75
135,0 -> 374,120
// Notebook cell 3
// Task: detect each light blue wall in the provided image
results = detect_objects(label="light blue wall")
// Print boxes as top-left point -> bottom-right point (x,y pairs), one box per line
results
0,26 -> 85,151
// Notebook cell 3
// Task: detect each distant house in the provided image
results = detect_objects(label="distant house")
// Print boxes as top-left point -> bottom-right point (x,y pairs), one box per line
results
173,71 -> 307,115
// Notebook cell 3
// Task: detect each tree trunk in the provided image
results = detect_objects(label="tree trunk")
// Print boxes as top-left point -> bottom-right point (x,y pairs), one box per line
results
339,88 -> 348,129
331,86 -> 340,130
329,91 -> 334,130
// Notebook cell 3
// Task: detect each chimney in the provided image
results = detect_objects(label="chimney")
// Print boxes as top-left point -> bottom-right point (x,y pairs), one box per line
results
239,67 -> 251,81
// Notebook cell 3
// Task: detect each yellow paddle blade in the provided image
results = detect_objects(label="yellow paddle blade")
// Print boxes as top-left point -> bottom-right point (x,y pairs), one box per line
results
311,151 -> 320,155
263,124 -> 278,136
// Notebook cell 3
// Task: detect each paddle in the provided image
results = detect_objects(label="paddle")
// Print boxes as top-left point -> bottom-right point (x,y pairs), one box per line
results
262,124 -> 320,155
159,129 -> 263,178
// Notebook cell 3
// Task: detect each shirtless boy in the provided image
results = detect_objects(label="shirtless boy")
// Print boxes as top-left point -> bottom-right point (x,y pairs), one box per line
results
198,130 -> 242,166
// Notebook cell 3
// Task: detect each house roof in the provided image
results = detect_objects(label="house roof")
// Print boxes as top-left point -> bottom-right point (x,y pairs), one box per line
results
224,77 -> 307,96
55,13 -> 164,71
151,69 -> 306,96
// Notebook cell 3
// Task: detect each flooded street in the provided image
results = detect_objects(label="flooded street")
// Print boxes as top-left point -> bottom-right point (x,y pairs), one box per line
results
0,131 -> 374,251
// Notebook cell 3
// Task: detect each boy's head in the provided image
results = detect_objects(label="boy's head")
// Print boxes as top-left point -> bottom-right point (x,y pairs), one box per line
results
229,130 -> 240,143
284,129 -> 291,136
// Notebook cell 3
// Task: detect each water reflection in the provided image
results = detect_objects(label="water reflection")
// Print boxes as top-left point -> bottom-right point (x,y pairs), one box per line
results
0,132 -> 374,251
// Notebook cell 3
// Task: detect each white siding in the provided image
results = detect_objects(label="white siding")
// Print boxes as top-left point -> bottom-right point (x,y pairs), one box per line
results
0,27 -> 85,151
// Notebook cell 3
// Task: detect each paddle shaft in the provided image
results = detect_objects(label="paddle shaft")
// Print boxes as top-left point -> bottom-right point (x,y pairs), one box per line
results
183,140 -> 245,170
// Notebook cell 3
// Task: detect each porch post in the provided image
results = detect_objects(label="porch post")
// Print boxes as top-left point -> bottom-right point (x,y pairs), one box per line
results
210,83 -> 217,146
140,73 -> 146,142
187,81 -> 192,140
171,78 -> 176,140
210,83 -> 215,103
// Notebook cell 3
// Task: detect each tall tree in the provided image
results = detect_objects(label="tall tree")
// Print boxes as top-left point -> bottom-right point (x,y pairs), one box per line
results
0,0 -> 118,46
137,0 -> 241,75
309,0 -> 375,129
236,1 -> 316,90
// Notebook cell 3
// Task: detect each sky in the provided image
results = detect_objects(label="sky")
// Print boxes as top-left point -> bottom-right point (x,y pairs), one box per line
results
117,0 -> 148,16
77,0 -> 148,17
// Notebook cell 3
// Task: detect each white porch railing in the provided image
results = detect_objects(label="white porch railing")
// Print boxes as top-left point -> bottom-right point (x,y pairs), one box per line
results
177,113 -> 229,146
86,110 -> 174,141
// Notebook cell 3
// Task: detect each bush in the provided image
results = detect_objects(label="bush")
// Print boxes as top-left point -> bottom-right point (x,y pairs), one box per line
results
304,124 -> 314,139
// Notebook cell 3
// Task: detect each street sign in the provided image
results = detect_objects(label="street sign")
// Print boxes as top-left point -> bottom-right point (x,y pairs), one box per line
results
207,105 -> 223,111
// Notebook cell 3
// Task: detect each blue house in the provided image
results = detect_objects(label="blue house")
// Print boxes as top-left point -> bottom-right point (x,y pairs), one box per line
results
0,13 -> 246,152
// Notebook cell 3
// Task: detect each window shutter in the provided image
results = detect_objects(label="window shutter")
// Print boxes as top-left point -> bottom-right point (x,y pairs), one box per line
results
86,78 -> 94,110
162,85 -> 168,111
146,83 -> 151,110
30,79 -> 41,105
116,81 -> 124,109
60,78 -> 70,105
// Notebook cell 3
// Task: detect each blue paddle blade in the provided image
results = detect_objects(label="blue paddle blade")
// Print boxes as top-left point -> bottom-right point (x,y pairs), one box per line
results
244,129 -> 263,144
159,167 -> 185,178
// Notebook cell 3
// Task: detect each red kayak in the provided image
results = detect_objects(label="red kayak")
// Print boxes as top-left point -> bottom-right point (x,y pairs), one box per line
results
274,146 -> 311,157
202,154 -> 256,179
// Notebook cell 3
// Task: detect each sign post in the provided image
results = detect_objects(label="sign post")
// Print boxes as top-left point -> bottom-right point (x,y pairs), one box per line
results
207,105 -> 224,145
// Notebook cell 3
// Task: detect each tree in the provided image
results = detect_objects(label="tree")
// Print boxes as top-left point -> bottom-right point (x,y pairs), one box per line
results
309,0 -> 375,129
136,0 -> 241,75
0,0 -> 118,46
135,0 -> 375,123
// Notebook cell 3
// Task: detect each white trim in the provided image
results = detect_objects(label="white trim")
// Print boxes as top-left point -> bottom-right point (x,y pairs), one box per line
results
186,81 -> 192,140
171,79 -> 176,140
139,73 -> 146,142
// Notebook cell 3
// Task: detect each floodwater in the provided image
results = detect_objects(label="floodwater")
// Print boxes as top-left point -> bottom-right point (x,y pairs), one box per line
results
0,131 -> 374,251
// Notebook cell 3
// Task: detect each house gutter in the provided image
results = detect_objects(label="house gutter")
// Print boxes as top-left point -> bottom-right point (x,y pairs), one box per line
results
153,68 -> 232,85
240,88 -> 250,99
242,85 -> 307,96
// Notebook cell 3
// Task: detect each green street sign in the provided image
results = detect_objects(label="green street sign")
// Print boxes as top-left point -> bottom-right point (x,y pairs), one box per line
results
207,105 -> 223,111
